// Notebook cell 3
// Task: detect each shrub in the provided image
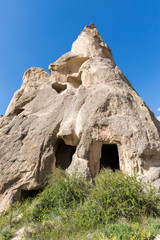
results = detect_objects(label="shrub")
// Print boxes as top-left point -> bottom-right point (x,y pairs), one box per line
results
100,222 -> 153,240
70,170 -> 160,228
27,169 -> 90,220
1,169 -> 159,240
0,230 -> 13,240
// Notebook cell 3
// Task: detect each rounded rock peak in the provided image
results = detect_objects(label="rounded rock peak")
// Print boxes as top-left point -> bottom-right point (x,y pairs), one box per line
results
22,67 -> 50,83
71,23 -> 113,59
82,23 -> 102,40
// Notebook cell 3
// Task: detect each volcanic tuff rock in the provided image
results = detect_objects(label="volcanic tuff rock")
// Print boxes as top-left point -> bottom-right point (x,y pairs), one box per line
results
0,23 -> 160,212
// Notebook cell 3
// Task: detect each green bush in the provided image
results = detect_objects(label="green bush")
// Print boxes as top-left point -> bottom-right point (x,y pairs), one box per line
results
100,222 -> 154,240
69,170 -> 160,228
1,169 -> 159,240
0,230 -> 13,240
27,169 -> 90,220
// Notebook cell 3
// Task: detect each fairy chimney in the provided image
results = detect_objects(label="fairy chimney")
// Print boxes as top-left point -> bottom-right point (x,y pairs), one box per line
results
0,23 -> 160,212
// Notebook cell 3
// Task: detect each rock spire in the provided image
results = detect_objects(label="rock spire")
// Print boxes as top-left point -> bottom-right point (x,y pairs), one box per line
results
0,24 -> 160,212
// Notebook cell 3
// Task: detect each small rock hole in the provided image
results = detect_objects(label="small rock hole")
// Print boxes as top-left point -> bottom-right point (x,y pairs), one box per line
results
14,108 -> 24,116
52,82 -> 67,93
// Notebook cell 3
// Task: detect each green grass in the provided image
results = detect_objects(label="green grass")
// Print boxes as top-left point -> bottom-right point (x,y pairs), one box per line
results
0,169 -> 160,240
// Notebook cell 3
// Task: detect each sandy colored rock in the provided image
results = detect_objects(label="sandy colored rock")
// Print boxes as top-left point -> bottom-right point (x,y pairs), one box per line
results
11,227 -> 32,240
0,23 -> 160,212
155,235 -> 160,240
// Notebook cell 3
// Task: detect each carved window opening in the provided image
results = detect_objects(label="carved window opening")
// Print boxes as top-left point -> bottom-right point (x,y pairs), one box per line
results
55,139 -> 76,169
14,108 -> 24,116
100,144 -> 120,171
20,189 -> 42,201
52,82 -> 67,93
67,75 -> 82,88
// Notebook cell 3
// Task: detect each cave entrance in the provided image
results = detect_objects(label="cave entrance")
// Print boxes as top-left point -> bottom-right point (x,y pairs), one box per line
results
20,189 -> 42,201
55,139 -> 76,169
100,144 -> 120,171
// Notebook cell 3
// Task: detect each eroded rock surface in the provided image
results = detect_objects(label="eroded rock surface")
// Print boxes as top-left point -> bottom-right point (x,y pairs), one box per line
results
0,23 -> 160,212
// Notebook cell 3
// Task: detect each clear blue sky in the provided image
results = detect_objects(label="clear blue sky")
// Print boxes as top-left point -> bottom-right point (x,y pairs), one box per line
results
0,0 -> 160,119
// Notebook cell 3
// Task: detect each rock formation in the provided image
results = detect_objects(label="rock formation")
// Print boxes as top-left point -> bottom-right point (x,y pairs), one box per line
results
0,23 -> 160,212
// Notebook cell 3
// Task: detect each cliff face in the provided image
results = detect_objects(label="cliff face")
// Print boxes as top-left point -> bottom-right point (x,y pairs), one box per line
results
0,23 -> 160,212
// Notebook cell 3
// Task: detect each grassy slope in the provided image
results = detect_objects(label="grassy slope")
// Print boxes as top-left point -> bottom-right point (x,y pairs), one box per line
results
0,169 -> 160,240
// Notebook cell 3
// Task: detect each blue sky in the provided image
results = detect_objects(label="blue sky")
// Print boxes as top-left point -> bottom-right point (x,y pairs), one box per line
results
0,0 -> 160,119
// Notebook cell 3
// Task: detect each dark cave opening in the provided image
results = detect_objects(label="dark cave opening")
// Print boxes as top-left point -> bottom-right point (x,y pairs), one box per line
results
100,144 -> 120,171
55,139 -> 76,169
20,189 -> 42,201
